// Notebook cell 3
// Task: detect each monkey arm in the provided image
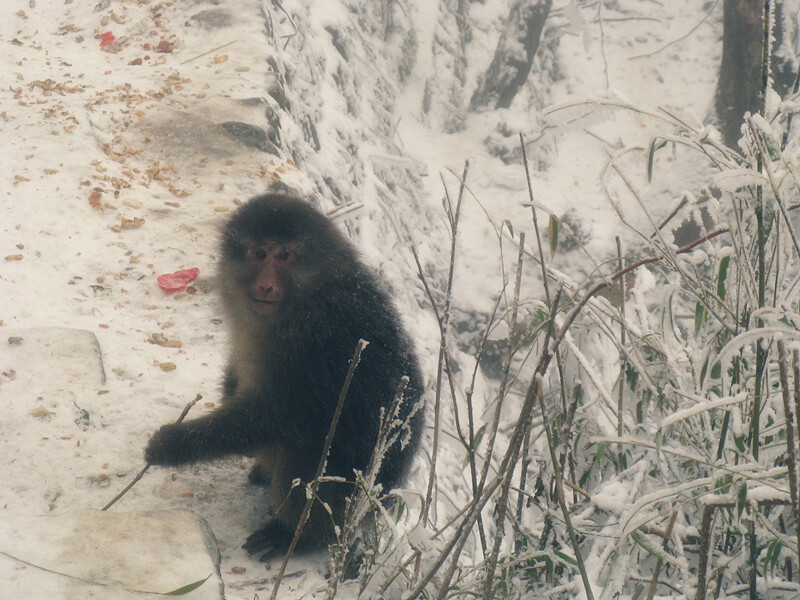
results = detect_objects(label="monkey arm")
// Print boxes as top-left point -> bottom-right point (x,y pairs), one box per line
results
145,401 -> 273,466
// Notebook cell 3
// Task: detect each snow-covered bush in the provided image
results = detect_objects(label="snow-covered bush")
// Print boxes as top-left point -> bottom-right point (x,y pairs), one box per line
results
327,93 -> 800,599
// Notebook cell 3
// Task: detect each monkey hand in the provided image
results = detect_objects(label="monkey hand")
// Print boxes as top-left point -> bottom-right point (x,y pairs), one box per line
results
145,423 -> 196,466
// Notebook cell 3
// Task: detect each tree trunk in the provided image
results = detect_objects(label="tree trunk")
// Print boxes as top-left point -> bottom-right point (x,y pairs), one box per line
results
469,0 -> 552,111
715,0 -> 763,147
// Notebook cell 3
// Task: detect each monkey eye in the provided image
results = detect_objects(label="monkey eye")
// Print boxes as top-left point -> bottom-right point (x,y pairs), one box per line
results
247,246 -> 268,260
274,247 -> 292,261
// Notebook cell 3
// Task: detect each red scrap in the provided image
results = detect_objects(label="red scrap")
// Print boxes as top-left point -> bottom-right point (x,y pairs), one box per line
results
99,32 -> 115,48
157,268 -> 199,292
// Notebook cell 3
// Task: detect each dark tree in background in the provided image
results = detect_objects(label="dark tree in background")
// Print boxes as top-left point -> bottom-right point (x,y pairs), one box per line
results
770,2 -> 799,98
469,0 -> 552,110
715,0 -> 763,147
716,0 -> 797,147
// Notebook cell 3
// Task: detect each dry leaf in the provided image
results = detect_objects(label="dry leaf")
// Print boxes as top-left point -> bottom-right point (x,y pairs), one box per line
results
150,332 -> 182,348
30,406 -> 54,419
89,189 -> 103,210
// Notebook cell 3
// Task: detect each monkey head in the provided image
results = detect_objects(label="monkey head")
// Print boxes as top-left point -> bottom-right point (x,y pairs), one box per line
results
218,194 -> 358,322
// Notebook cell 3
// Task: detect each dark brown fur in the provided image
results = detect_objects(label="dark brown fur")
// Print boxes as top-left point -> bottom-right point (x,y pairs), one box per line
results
145,193 -> 423,558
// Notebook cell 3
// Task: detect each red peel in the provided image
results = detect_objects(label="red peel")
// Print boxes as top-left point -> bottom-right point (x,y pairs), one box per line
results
158,268 -> 199,292
99,32 -> 115,48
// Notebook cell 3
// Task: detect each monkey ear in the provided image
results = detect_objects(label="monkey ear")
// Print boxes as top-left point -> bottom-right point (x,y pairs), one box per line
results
223,227 -> 246,256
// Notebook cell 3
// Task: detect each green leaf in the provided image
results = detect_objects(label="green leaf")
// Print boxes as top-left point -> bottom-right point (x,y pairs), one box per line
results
694,301 -> 706,334
762,538 -> 783,575
631,530 -> 668,560
553,549 -> 577,565
503,219 -> 514,239
716,256 -> 730,300
710,361 -> 721,379
396,499 -> 405,520
699,357 -> 709,387
625,362 -> 639,391
472,424 -> 486,451
736,481 -> 747,519
165,574 -> 212,596
549,214 -> 559,258
760,130 -> 781,161
715,474 -> 733,494
647,137 -> 668,182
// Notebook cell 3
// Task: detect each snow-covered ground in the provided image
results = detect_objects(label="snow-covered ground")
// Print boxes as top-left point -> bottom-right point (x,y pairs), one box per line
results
1,0 -> 725,598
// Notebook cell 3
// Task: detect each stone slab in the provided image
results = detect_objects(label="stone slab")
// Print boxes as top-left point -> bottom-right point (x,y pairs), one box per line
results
0,509 -> 224,599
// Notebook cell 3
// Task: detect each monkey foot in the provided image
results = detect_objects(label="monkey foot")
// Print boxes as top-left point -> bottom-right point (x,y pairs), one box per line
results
242,520 -> 292,561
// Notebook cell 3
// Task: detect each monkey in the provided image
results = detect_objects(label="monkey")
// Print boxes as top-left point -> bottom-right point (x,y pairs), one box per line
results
145,193 -> 424,560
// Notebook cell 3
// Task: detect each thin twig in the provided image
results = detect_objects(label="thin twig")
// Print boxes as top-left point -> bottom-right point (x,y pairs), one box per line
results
481,234 -> 526,600
597,1 -> 610,89
435,290 -> 563,600
745,115 -> 800,260
535,304 -> 595,600
466,292 -> 505,555
616,236 -> 627,473
179,41 -> 236,65
646,511 -> 678,600
101,394 -> 202,511
795,348 -> 800,553
749,5 -> 774,596
520,133 -> 551,306
327,377 -> 412,598
270,340 -> 368,600
409,291 -> 560,600
423,161 -> 469,528
409,236 -> 487,550
652,193 -> 689,237
478,233 -> 526,494
779,343 -> 800,570
517,131 -> 561,539
557,382 -> 582,506
629,0 -> 720,60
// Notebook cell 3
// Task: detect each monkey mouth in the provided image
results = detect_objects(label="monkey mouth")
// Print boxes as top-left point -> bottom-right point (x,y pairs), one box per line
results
251,297 -> 280,315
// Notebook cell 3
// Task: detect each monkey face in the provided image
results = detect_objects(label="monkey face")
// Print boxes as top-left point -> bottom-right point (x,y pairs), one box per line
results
219,194 -> 357,325
245,241 -> 297,316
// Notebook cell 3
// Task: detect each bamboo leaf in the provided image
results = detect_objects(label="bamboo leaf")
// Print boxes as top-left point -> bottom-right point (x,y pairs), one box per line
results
165,574 -> 211,596
549,214 -> 559,258
716,255 -> 730,300
736,481 -> 747,519
694,301 -> 706,334
647,137 -> 668,182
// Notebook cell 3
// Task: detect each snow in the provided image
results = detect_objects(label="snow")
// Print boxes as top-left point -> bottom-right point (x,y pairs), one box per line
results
0,0 -> 748,598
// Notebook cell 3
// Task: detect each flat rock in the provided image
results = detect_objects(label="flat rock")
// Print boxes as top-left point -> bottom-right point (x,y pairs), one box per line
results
0,509 -> 224,599
0,327 -> 106,389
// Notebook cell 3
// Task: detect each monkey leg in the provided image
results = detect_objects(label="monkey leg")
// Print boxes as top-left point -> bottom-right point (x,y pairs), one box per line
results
243,477 -> 349,560
247,445 -> 282,487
